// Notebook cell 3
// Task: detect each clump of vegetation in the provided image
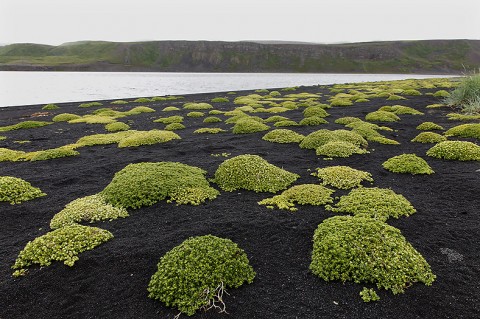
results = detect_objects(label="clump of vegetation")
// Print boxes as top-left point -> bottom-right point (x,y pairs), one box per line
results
433,90 -> 450,98
105,122 -> 130,132
126,106 -> 155,114
0,121 -> 52,132
117,130 -> 181,148
214,154 -> 299,193
12,225 -> 113,274
264,116 -> 290,123
164,123 -> 185,131
310,215 -> 435,296
299,116 -> 328,126
444,124 -> 480,139
203,116 -> 222,123
0,148 -> 27,162
426,141 -> 480,161
0,176 -> 46,204
232,118 -> 269,134
411,132 -> 447,143
379,105 -> 424,115
360,288 -> 380,302
312,166 -> 373,189
187,111 -> 205,118
76,131 -> 137,147
401,89 -> 421,96
209,110 -> 224,115
29,146 -> 80,161
50,194 -> 129,229
42,103 -> 59,110
416,122 -> 444,131
326,187 -> 416,221
365,111 -> 400,122
303,106 -> 329,118
345,121 -> 399,145
258,184 -> 334,211
111,100 -> 128,105
316,141 -> 369,158
382,154 -> 434,175
79,102 -> 103,108
162,106 -> 180,112
334,117 -> 361,125
102,162 -> 219,209
147,235 -> 255,316
274,120 -> 299,127
133,97 -> 152,103
445,74 -> 480,114
194,128 -> 226,134
262,129 -> 304,144
183,102 -> 213,110
300,129 -> 368,150
446,113 -> 480,121
154,115 -> 184,124
386,94 -> 406,101
211,97 -> 229,103
69,115 -> 116,124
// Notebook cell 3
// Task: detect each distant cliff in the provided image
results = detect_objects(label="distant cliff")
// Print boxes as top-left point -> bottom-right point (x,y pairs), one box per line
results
0,39 -> 478,73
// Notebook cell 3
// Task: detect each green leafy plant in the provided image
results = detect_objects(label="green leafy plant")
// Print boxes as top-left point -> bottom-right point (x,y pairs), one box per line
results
334,117 -> 361,125
105,122 -> 130,132
111,100 -> 128,105
0,121 -> 52,132
232,118 -> 270,134
303,106 -> 329,118
326,187 -> 416,221
183,102 -> 213,110
416,122 -> 444,131
299,116 -> 328,126
365,111 -> 400,122
426,141 -> 480,161
211,97 -> 229,103
316,141 -> 369,158
345,121 -> 399,145
12,225 -> 113,273
213,154 -> 299,193
187,111 -> 205,118
273,120 -> 299,127
300,129 -> 368,149
50,194 -> 129,229
386,94 -> 406,101
382,154 -> 434,175
360,288 -> 380,302
75,131 -> 138,147
193,128 -> 227,134
444,123 -> 480,139
0,148 -> 27,162
79,102 -> 103,108
154,115 -> 184,124
378,105 -> 424,115
330,98 -> 353,107
29,146 -> 80,161
42,103 -> 59,110
310,215 -> 435,295
162,106 -> 180,112
203,116 -> 222,123
312,166 -> 373,189
262,129 -> 304,144
147,235 -> 255,316
164,123 -> 186,131
432,90 -> 450,98
0,176 -> 46,204
258,184 -> 334,211
133,97 -> 152,103
401,89 -> 422,96
411,132 -> 447,143
117,130 -> 181,148
102,162 -> 218,209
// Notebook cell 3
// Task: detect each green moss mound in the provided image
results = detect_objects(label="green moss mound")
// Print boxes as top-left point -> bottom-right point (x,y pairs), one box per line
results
303,106 -> 329,118
101,162 -> 219,209
330,99 -> 353,107
232,118 -> 269,134
334,117 -> 362,125
0,120 -> 52,132
183,102 -> 213,110
50,194 -> 129,229
274,120 -> 299,127
105,122 -> 130,132
153,115 -> 184,124
117,130 -> 180,148
365,111 -> 401,122
401,89 -> 422,96
258,184 -> 334,211
214,154 -> 299,193
42,103 -> 59,110
133,98 -> 152,103
186,111 -> 205,118
379,105 -> 424,115
76,131 -> 137,147
382,154 -> 434,175
193,128 -> 227,134
433,90 -> 450,98
310,215 -> 435,295
148,235 -> 255,316
416,122 -> 444,131
262,129 -> 304,144
0,176 -> 46,204
203,116 -> 222,123
316,141 -> 369,158
79,101 -> 103,108
162,106 -> 180,112
164,123 -> 185,131
326,187 -> 416,221
299,116 -> 328,126
300,129 -> 368,150
127,106 -> 155,114
444,124 -> 480,139
0,148 -> 26,162
312,166 -> 373,189
12,225 -> 113,273
29,146 -> 80,161
426,141 -> 480,161
411,132 -> 447,143
264,115 -> 290,123
211,97 -> 229,103
111,100 -> 128,105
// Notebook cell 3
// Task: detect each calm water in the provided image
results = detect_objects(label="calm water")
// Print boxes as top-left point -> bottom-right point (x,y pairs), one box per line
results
0,71 -> 452,108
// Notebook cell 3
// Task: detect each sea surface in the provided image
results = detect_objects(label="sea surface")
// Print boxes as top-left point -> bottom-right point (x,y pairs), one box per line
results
0,71 -> 453,108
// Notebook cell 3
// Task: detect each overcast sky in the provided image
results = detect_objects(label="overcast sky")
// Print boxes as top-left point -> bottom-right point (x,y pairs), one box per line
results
1,0 -> 479,45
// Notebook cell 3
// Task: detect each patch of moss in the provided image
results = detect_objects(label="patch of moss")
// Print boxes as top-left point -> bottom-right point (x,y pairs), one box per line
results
125,106 -> 155,115
401,89 -> 422,96
365,111 -> 400,122
433,90 -> 450,98
193,128 -> 227,134
214,154 -> 299,193
379,105 -> 424,115
164,123 -> 185,131
446,113 -> 480,121
232,118 -> 269,134
426,141 -> 480,161
330,99 -> 353,107
312,166 -> 373,189
334,117 -> 362,125
153,116 -> 184,124
79,102 -> 103,108
203,116 -> 222,123
0,176 -> 46,204
42,103 -> 59,110
411,132 -> 447,143
258,184 -> 334,211
262,129 -> 304,144
102,162 -> 218,209
69,115 -> 117,124
29,146 -> 80,161
273,120 -> 299,127
444,124 -> 480,139
0,121 -> 52,132
111,100 -> 128,105
386,94 -> 406,101
117,130 -> 180,148
162,106 -> 180,112
76,131 -> 137,147
316,141 -> 369,158
50,194 -> 129,229
360,288 -> 380,302
416,122 -> 444,131
186,111 -> 205,118
105,122 -> 130,132
211,97 -> 229,103
209,110 -> 224,115
303,106 -> 329,118
382,154 -> 434,175
326,187 -> 416,221
147,235 -> 255,316
133,98 -> 153,103
183,102 -> 213,110
264,115 -> 290,123
0,148 -> 27,162
300,129 -> 368,150
299,116 -> 328,126
310,215 -> 435,295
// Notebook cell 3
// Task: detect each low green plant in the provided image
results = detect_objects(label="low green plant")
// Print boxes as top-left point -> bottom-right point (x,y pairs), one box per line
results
214,154 -> 299,193
416,122 -> 444,131
147,235 -> 255,316
76,131 -> 137,147
312,166 -> 373,189
426,103 -> 445,109
105,122 -> 130,132
209,110 -> 224,115
330,99 -> 353,107
262,129 -> 304,144
379,105 -> 423,115
183,102 -> 213,110
232,118 -> 269,134
326,187 -> 416,221
0,121 -> 52,132
299,116 -> 328,126
444,124 -> 480,139
310,215 -> 435,295
102,162 -> 218,209
164,123 -> 185,131
411,132 -> 447,143
162,106 -> 180,112
154,115 -> 184,124
0,176 -> 46,204
316,141 -> 369,158
269,91 -> 281,97
365,111 -> 400,122
382,154 -> 434,175
303,106 -> 329,118
117,130 -> 181,148
264,116 -> 290,123
258,184 -> 334,211
211,97 -> 229,103
69,115 -> 117,124
12,225 -> 113,273
111,100 -> 128,105
79,102 -> 103,108
42,103 -> 59,110
334,117 -> 362,125
0,148 -> 27,162
50,194 -> 129,229
360,288 -> 380,302
126,106 -> 155,114
426,141 -> 480,161
187,111 -> 205,118
445,74 -> 480,111
133,97 -> 152,103
203,116 -> 222,123
401,89 -> 421,96
433,90 -> 450,98
274,120 -> 299,127
300,129 -> 368,149
386,94 -> 406,101
194,128 -> 227,134
446,113 -> 480,121
29,146 -> 80,162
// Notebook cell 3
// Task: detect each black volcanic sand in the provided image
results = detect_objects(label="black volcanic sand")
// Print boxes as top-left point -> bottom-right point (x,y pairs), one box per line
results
0,84 -> 479,319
